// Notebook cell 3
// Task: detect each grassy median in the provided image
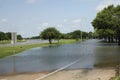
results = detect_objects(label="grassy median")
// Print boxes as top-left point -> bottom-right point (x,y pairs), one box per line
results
0,39 -> 77,58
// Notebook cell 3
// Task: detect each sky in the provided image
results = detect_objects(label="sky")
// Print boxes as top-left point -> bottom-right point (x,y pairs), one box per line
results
0,0 -> 120,38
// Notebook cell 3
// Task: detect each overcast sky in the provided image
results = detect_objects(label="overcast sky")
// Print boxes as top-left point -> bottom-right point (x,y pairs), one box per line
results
0,0 -> 120,37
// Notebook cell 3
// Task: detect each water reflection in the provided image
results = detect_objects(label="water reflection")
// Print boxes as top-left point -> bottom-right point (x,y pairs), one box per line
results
94,46 -> 120,67
0,39 -> 120,74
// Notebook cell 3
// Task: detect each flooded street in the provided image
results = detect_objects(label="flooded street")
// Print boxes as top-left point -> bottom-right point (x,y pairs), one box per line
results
0,39 -> 120,74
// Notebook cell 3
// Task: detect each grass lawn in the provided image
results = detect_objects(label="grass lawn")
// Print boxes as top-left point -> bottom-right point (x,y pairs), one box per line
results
0,40 -> 11,44
0,39 -> 78,58
58,39 -> 77,44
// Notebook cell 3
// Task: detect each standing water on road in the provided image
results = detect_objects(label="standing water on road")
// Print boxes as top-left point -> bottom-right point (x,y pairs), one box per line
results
0,39 -> 120,74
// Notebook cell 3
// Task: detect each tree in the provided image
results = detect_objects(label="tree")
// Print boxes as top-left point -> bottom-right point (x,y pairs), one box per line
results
63,30 -> 88,40
114,5 -> 120,45
88,32 -> 93,39
64,33 -> 73,39
6,32 -> 11,40
40,27 -> 61,44
82,32 -> 88,39
92,5 -> 120,45
31,36 -> 40,39
17,35 -> 23,40
0,31 -> 8,40
72,30 -> 81,41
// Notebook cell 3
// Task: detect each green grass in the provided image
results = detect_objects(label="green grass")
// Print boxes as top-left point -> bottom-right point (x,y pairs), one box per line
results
0,40 -> 11,44
0,39 -> 78,58
58,39 -> 77,44
112,76 -> 120,80
115,77 -> 120,80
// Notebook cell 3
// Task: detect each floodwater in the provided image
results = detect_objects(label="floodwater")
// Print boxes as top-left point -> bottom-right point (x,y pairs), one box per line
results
0,39 -> 120,74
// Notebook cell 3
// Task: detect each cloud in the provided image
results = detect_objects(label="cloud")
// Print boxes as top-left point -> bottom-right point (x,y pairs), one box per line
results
37,22 -> 48,30
26,0 -> 38,4
57,24 -> 63,28
63,19 -> 68,23
96,0 -> 120,11
41,22 -> 49,27
0,18 -> 7,23
72,19 -> 81,23
71,19 -> 81,28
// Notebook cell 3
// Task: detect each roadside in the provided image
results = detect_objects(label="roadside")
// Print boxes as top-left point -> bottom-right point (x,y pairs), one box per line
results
0,68 -> 115,80
0,39 -> 48,47
0,39 -> 77,58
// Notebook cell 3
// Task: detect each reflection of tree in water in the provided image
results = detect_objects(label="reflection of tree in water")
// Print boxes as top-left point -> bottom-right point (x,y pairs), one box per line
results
94,46 -> 120,67
38,45 -> 69,70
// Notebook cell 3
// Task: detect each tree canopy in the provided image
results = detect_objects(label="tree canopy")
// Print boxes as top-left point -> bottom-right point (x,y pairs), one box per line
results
92,5 -> 120,45
0,31 -> 23,41
40,27 -> 61,44
62,30 -> 89,40
17,35 -> 23,40
0,32 -> 8,40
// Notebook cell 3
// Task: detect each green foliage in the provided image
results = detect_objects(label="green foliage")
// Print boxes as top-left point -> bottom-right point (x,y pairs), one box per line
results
0,31 -> 23,41
31,36 -> 40,39
0,31 -> 9,40
88,32 -> 93,39
92,5 -> 120,44
114,76 -> 120,80
92,5 -> 115,30
17,35 -> 23,40
40,27 -> 61,44
62,30 -> 89,40
82,32 -> 88,39
72,30 -> 81,39
6,32 -> 11,40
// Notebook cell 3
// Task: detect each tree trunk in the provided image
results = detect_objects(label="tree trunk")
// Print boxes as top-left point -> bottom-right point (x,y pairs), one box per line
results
118,37 -> 120,46
49,38 -> 52,44
104,37 -> 107,42
111,36 -> 114,42
115,37 -> 118,43
108,37 -> 110,43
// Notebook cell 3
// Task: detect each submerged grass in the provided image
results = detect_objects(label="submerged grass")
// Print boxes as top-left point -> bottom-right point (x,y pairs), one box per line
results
0,39 -> 78,58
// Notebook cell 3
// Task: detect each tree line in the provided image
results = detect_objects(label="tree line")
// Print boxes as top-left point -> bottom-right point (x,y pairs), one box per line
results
0,31 -> 23,41
92,5 -> 120,45
40,27 -> 93,44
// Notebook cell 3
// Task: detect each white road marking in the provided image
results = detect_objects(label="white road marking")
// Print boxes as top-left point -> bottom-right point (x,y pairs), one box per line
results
34,59 -> 81,80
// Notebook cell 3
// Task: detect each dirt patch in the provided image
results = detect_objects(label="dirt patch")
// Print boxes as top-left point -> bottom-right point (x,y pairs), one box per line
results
0,68 -> 115,80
